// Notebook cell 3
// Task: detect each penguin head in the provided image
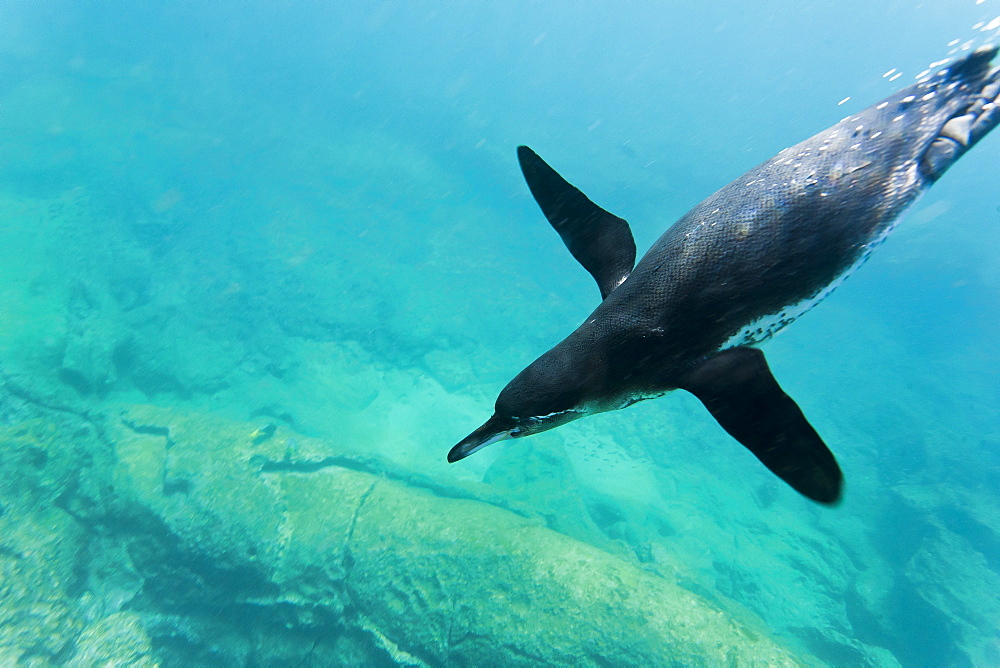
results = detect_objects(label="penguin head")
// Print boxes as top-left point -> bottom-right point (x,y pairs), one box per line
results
448,347 -> 592,462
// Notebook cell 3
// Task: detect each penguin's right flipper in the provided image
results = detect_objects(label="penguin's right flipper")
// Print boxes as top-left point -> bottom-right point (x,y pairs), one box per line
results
679,346 -> 843,505
517,146 -> 636,300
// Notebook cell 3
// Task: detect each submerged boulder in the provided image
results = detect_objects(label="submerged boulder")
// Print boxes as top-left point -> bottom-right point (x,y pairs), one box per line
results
0,390 -> 810,665
348,475 -> 795,665
106,404 -> 807,665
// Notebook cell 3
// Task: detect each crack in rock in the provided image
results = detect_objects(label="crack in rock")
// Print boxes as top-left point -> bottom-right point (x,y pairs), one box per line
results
345,479 -> 378,551
119,415 -> 186,495
120,416 -> 175,449
251,453 -> 540,523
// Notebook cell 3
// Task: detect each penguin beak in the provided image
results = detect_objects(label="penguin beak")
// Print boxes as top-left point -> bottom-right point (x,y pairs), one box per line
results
448,418 -> 512,462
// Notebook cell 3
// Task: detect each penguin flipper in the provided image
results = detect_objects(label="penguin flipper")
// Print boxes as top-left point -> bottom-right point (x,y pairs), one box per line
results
678,347 -> 843,505
517,145 -> 636,300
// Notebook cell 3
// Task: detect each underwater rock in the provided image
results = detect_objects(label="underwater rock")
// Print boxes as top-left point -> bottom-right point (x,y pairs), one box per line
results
106,404 -> 807,665
113,318 -> 244,397
0,419 -> 94,663
422,347 -> 477,392
282,339 -> 382,413
0,510 -> 85,664
347,474 -> 800,666
67,612 -> 157,667
60,324 -> 119,395
893,483 -> 1000,666
0,389 -> 811,665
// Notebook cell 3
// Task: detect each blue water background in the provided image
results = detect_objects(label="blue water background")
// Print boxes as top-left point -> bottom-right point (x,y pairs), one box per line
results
2,1 -> 999,664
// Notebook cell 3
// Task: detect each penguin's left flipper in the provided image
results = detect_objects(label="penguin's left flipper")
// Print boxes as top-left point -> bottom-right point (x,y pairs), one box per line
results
679,346 -> 843,505
517,146 -> 636,300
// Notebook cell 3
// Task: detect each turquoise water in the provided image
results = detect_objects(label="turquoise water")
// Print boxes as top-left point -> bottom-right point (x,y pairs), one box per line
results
1,1 -> 999,665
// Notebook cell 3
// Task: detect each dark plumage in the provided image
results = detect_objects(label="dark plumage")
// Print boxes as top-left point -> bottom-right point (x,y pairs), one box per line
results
450,46 -> 1000,505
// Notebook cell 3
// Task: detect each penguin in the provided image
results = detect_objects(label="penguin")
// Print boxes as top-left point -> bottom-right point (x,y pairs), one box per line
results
449,46 -> 1000,504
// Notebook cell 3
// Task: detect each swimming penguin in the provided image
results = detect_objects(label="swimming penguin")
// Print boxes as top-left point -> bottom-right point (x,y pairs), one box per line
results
449,46 -> 1000,504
